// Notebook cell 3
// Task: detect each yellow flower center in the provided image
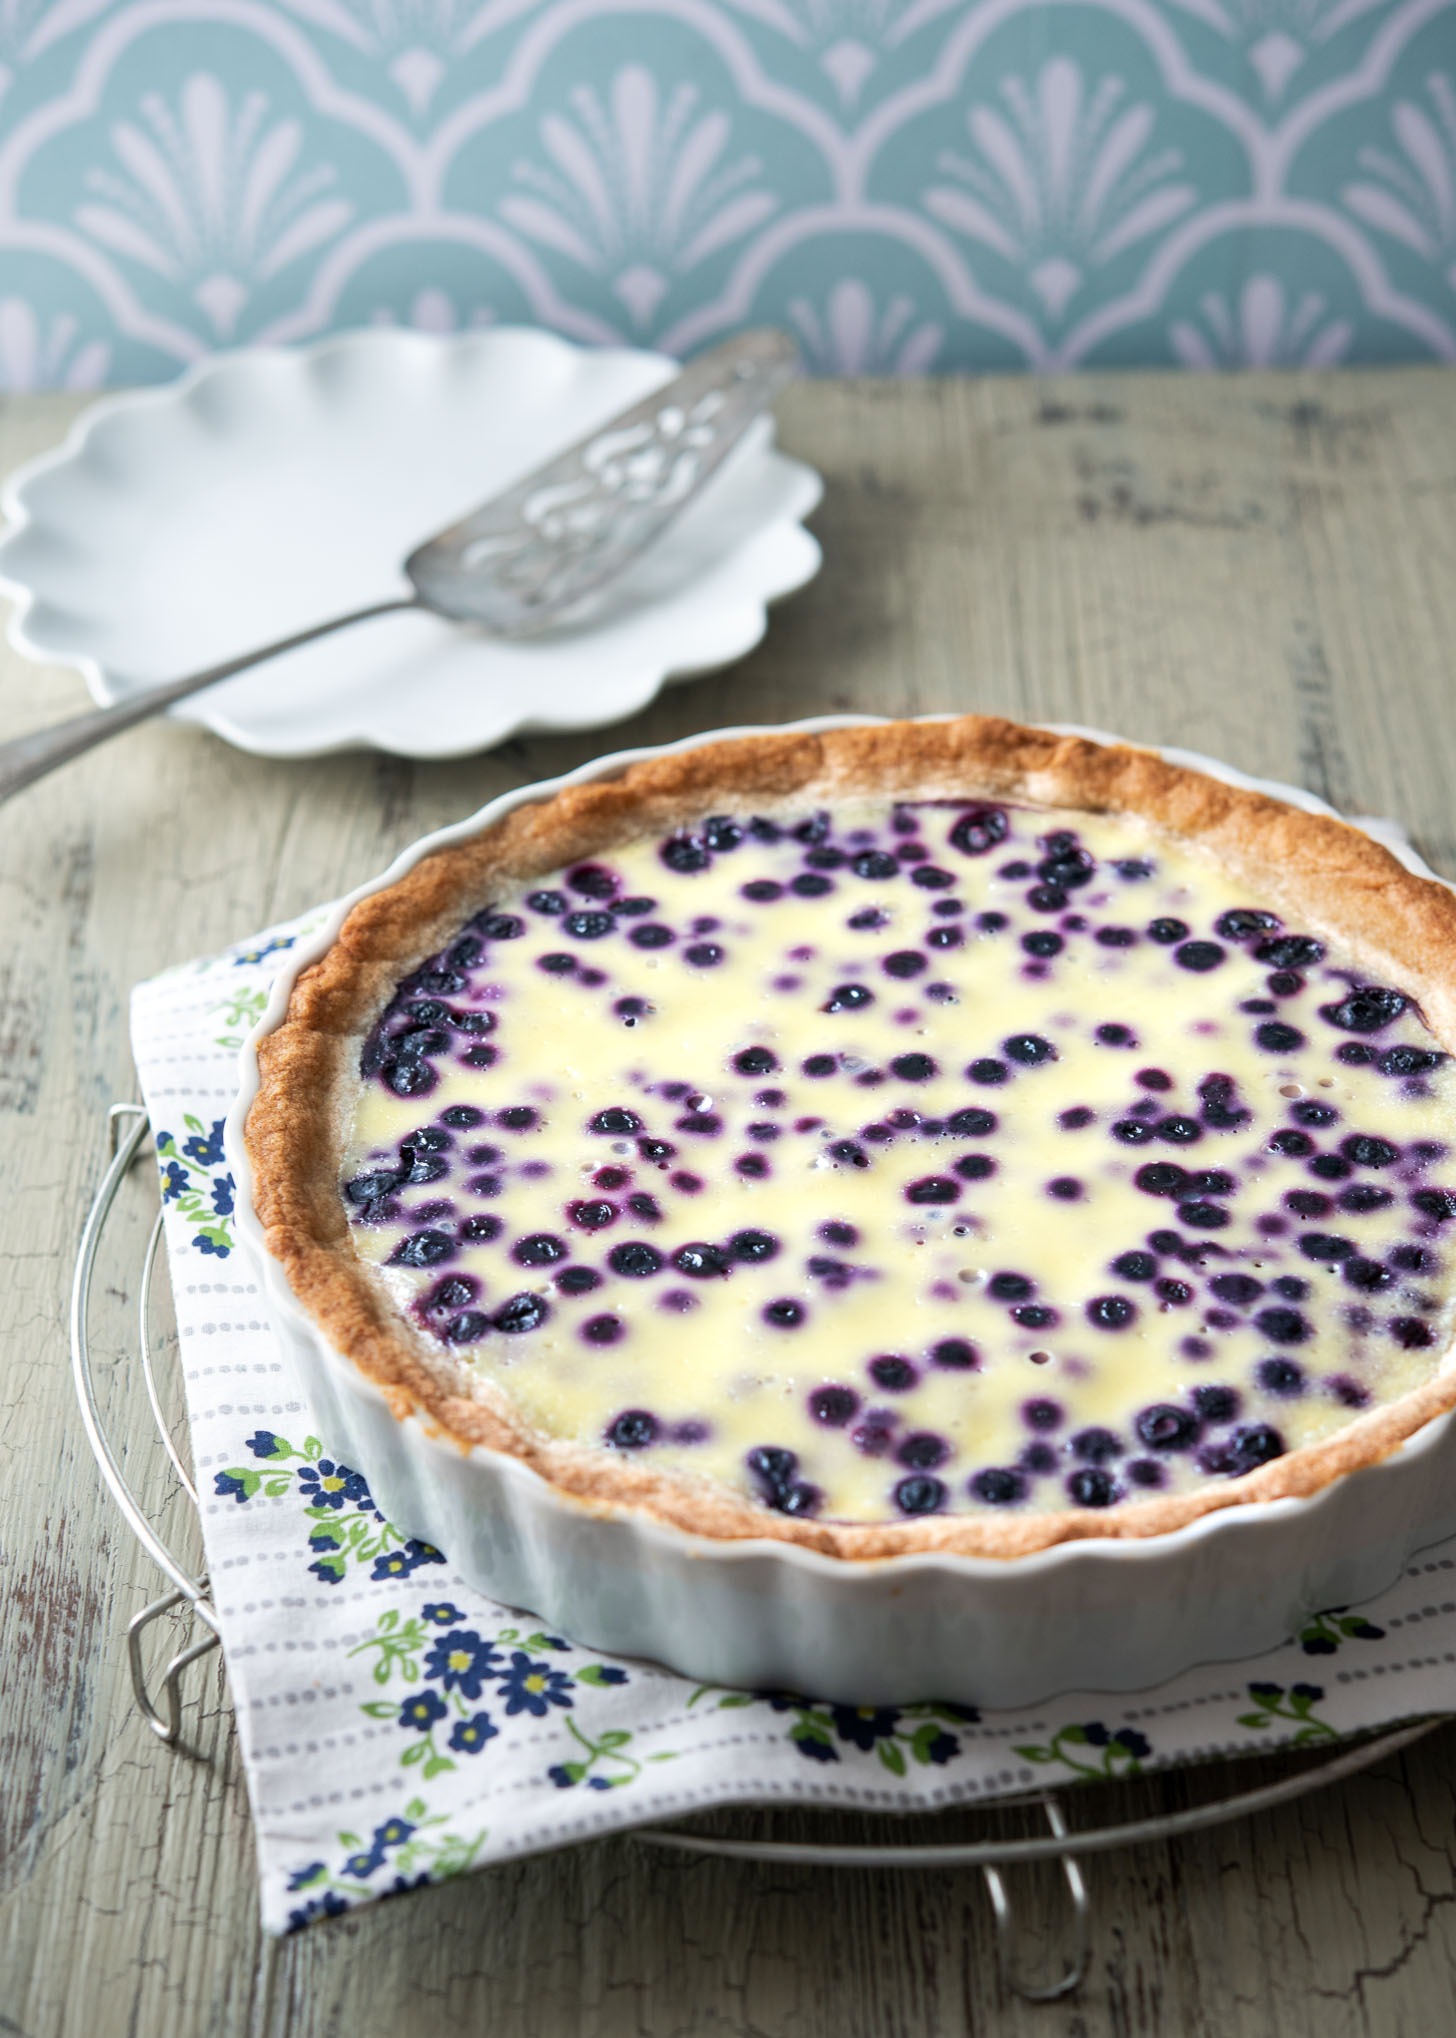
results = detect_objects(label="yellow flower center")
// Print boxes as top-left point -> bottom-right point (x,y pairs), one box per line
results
448,1649 -> 471,1672
525,1673 -> 547,1694
321,1475 -> 344,1492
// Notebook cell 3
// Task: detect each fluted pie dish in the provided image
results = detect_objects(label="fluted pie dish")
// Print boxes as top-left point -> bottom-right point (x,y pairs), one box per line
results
230,716 -> 1456,1704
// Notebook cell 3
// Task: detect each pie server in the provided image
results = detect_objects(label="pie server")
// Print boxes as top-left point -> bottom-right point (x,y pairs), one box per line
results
0,328 -> 800,804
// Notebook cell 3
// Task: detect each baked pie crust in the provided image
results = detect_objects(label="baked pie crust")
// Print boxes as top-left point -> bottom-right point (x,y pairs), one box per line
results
246,716 -> 1456,1559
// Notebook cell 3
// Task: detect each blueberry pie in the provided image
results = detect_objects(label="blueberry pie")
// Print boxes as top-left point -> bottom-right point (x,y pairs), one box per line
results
247,718 -> 1456,1558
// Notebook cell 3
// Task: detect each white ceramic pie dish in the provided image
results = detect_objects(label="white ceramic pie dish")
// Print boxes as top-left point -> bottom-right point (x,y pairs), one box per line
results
227,715 -> 1456,1706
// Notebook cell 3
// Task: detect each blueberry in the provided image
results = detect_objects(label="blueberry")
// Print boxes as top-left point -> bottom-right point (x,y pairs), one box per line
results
1135,1404 -> 1201,1451
427,1275 -> 478,1313
1004,1033 -> 1056,1066
440,1105 -> 486,1130
674,1242 -> 730,1279
1256,1357 -> 1305,1395
391,1230 -> 452,1267
630,923 -> 674,950
931,1338 -> 979,1370
1096,927 -> 1137,948
1047,1177 -> 1083,1201
1254,1306 -> 1309,1343
1134,1162 -> 1187,1196
1255,935 -> 1325,968
912,865 -> 954,890
1024,1398 -> 1062,1432
1068,1468 -> 1119,1507
1342,1185 -> 1393,1215
1022,931 -> 1064,958
1071,1427 -> 1122,1463
1148,918 -> 1189,944
564,910 -> 614,940
1114,1120 -> 1155,1145
495,1293 -> 549,1334
1379,1044 -> 1445,1075
570,1201 -> 616,1231
662,836 -> 710,874
607,1242 -> 663,1279
460,1213 -> 503,1243
949,807 -> 1009,856
869,1356 -> 916,1391
1216,909 -> 1280,940
791,873 -> 833,898
1158,1117 -> 1202,1144
906,1176 -> 960,1204
742,879 -> 782,903
384,1058 -> 438,1098
1225,1423 -> 1285,1472
1256,1022 -> 1305,1053
1112,1250 -> 1157,1280
733,1046 -> 778,1075
927,925 -> 964,950
1179,1200 -> 1231,1230
1269,1129 -> 1314,1157
1343,1256 -> 1392,1291
968,1058 -> 1008,1085
802,1054 -> 836,1078
1156,1277 -> 1193,1305
1413,1188 -> 1456,1221
475,914 -> 523,942
607,1410 -> 659,1449
947,1107 -> 997,1136
971,1467 -> 1026,1504
1210,1273 -> 1263,1306
583,1314 -> 625,1345
1097,1023 -> 1135,1045
1115,859 -> 1153,880
1175,941 -> 1226,973
1193,1384 -> 1241,1422
731,1229 -> 780,1262
513,1233 -> 565,1266
1392,1317 -> 1436,1348
590,1107 -> 642,1135
444,1311 -> 490,1345
1087,1294 -> 1136,1330
1321,986 -> 1408,1033
810,1385 -> 860,1426
884,951 -> 926,978
1310,1154 -> 1352,1180
684,942 -> 724,967
1342,1134 -> 1398,1168
897,1431 -> 950,1469
852,850 -> 898,879
894,1474 -> 947,1515
989,1271 -> 1032,1300
614,897 -> 655,917
556,1265 -> 602,1294
1060,1106 -> 1096,1129
892,1052 -> 937,1081
528,889 -> 567,915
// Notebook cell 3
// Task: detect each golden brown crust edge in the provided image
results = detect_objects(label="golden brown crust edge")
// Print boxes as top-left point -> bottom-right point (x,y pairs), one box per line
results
246,715 -> 1456,1561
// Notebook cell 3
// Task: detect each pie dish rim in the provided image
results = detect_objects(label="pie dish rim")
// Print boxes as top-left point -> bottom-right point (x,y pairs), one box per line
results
233,712 -> 1456,1567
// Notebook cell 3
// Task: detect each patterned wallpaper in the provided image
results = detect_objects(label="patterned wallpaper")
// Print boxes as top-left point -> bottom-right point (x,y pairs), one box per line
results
0,2 -> 1453,387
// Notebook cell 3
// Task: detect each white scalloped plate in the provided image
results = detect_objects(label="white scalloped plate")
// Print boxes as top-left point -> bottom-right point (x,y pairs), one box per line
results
0,329 -> 822,761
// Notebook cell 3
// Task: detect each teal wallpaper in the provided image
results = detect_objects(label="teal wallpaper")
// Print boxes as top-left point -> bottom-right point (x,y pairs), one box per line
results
0,2 -> 1452,384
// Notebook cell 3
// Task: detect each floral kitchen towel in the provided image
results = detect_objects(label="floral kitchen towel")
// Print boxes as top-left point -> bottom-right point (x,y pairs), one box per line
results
132,907 -> 1455,1936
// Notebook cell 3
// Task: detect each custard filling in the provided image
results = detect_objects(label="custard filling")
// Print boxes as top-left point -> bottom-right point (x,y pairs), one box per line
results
339,799 -> 1456,1523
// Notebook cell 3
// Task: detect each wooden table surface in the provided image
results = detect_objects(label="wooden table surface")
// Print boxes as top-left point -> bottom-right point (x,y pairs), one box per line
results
3,368 -> 1456,2037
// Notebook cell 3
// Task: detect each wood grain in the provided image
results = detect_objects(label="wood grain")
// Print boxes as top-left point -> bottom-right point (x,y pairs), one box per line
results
2,368 -> 1455,2036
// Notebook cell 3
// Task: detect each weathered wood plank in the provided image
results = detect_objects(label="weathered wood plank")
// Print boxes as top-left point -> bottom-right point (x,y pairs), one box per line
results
2,368 -> 1455,2036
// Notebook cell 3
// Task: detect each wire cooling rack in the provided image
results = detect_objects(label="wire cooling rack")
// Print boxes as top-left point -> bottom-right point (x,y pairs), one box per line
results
74,1100 -> 1449,2002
